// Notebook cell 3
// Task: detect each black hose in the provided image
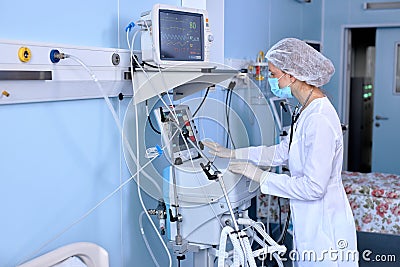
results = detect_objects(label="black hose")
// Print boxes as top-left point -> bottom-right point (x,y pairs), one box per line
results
192,87 -> 210,117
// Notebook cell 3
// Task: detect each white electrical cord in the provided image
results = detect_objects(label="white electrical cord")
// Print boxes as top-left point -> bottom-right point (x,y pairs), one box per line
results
217,227 -> 259,267
67,54 -> 163,194
125,26 -> 173,267
118,100 -> 124,266
218,226 -> 244,267
242,235 -> 257,267
237,217 -> 286,267
245,227 -> 283,267
238,218 -> 286,253
139,211 -> 161,267
133,85 -> 172,267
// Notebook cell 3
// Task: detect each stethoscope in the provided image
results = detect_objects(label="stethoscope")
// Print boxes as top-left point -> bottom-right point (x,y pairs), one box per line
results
289,104 -> 301,151
279,101 -> 301,151
281,88 -> 314,151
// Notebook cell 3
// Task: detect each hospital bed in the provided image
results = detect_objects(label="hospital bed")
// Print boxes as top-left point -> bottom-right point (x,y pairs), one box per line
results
257,171 -> 400,236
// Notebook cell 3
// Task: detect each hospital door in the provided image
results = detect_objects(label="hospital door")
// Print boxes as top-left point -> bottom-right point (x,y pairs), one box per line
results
372,27 -> 400,174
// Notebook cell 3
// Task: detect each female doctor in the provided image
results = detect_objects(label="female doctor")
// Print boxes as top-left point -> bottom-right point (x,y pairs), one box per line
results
204,38 -> 358,266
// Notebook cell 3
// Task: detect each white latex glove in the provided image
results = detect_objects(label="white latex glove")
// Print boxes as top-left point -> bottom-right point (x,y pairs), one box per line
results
202,140 -> 235,158
229,161 -> 265,192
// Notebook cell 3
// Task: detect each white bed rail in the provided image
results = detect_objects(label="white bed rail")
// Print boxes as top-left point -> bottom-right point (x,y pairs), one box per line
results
17,242 -> 109,267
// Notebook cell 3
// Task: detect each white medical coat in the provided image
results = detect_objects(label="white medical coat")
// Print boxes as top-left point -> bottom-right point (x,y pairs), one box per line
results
236,97 -> 358,266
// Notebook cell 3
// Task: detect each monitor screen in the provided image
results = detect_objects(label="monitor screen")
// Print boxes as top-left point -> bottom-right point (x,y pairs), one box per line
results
159,9 -> 204,61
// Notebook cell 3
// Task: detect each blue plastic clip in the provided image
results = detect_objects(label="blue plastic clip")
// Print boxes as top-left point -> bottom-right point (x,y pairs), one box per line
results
125,22 -> 135,32
145,145 -> 163,159
155,145 -> 163,157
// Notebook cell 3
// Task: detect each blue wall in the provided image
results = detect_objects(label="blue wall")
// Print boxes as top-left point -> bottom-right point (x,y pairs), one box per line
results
224,0 -> 322,60
0,99 -> 123,266
0,0 -> 179,49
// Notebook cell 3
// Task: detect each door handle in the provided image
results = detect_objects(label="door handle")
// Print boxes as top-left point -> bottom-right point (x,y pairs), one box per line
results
375,115 -> 389,120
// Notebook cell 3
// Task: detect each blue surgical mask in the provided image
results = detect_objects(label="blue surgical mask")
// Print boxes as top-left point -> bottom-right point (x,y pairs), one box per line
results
268,74 -> 294,98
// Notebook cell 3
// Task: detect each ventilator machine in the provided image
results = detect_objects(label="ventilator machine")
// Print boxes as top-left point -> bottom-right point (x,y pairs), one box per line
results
152,103 -> 286,266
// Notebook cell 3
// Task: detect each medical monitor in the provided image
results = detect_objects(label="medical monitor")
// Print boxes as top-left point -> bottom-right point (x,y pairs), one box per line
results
155,105 -> 200,164
140,4 -> 213,68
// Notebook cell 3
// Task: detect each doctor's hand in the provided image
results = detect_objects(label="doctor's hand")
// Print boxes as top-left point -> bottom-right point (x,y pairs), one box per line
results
229,161 -> 265,192
202,140 -> 235,158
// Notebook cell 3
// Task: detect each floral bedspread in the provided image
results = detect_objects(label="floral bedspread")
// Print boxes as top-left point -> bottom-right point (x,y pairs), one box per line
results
342,171 -> 400,235
257,171 -> 400,235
